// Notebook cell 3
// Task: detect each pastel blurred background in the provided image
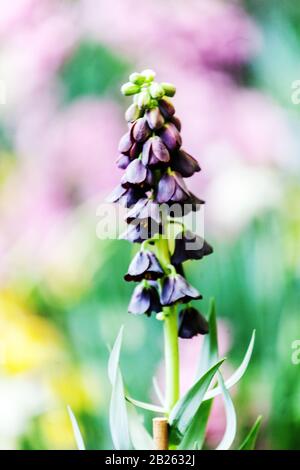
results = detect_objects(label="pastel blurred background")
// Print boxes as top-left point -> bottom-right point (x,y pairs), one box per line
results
0,0 -> 299,450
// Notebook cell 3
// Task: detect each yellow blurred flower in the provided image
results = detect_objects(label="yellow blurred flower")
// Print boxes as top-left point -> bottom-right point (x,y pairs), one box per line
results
0,291 -> 64,374
49,366 -> 101,413
39,408 -> 78,450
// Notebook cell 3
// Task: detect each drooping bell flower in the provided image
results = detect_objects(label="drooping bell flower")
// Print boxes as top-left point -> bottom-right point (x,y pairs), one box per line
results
171,230 -> 213,265
118,131 -> 142,158
131,117 -> 151,143
159,97 -> 175,119
116,153 -> 131,170
160,272 -> 202,306
124,249 -> 164,282
107,184 -> 145,208
126,197 -> 161,225
156,172 -> 190,204
145,107 -> 165,130
142,136 -> 170,167
120,219 -> 161,243
159,122 -> 182,151
178,306 -> 209,338
171,149 -> 201,178
121,159 -> 154,188
128,281 -> 161,316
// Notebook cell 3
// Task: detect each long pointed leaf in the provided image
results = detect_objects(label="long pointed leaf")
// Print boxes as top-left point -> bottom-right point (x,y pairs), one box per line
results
108,327 -> 131,450
67,405 -> 85,450
126,396 -> 165,414
215,372 -> 237,450
127,404 -> 155,450
239,416 -> 262,450
108,326 -> 124,384
169,359 -> 224,439
178,399 -> 213,450
204,330 -> 256,401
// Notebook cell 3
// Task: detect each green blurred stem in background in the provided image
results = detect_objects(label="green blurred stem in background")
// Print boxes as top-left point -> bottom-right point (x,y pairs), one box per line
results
156,237 -> 180,415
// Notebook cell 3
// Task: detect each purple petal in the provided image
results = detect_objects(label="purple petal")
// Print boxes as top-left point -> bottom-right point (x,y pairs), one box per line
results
129,142 -> 142,159
172,173 -> 190,201
120,223 -> 143,243
178,307 -> 209,338
160,276 -> 176,306
132,117 -> 151,143
126,198 -> 148,221
106,184 -> 126,203
159,123 -> 182,151
170,115 -> 181,131
141,139 -> 152,166
118,132 -> 132,153
128,284 -> 151,314
171,150 -> 200,177
146,108 -> 165,130
125,159 -> 147,184
147,251 -> 164,276
121,188 -> 146,208
176,274 -> 201,299
152,136 -> 170,163
145,168 -> 155,187
149,286 -> 162,313
159,98 -> 175,118
125,250 -> 151,280
156,173 -> 176,203
116,153 -> 131,169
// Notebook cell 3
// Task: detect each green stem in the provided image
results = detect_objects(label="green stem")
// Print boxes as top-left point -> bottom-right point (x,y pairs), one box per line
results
155,237 -> 180,415
163,306 -> 180,414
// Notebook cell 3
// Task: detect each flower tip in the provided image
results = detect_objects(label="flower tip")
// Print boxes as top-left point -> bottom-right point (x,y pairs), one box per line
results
141,69 -> 156,81
129,72 -> 145,85
149,82 -> 165,99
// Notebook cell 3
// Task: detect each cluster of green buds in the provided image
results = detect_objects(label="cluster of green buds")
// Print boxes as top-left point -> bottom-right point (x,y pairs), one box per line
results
121,69 -> 176,113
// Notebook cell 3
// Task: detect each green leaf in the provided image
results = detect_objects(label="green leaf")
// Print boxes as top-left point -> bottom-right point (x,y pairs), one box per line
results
215,372 -> 237,450
169,359 -> 224,441
108,327 -> 132,450
67,405 -> 85,450
126,396 -> 165,414
204,330 -> 256,401
127,404 -> 154,450
239,416 -> 262,450
196,298 -> 218,379
178,399 -> 213,450
108,326 -> 124,384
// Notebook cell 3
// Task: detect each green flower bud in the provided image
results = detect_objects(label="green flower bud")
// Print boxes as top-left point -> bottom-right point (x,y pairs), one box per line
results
129,72 -> 145,85
161,82 -> 176,97
121,82 -> 140,96
149,82 -> 165,99
141,69 -> 156,82
125,103 -> 141,122
137,90 -> 151,109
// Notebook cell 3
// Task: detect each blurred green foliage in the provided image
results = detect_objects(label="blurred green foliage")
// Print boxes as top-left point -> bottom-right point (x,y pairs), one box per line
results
59,41 -> 130,102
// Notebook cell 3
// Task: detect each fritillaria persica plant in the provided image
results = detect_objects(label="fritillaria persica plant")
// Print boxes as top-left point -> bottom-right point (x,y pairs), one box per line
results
108,68 -> 214,417
69,70 -> 262,451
